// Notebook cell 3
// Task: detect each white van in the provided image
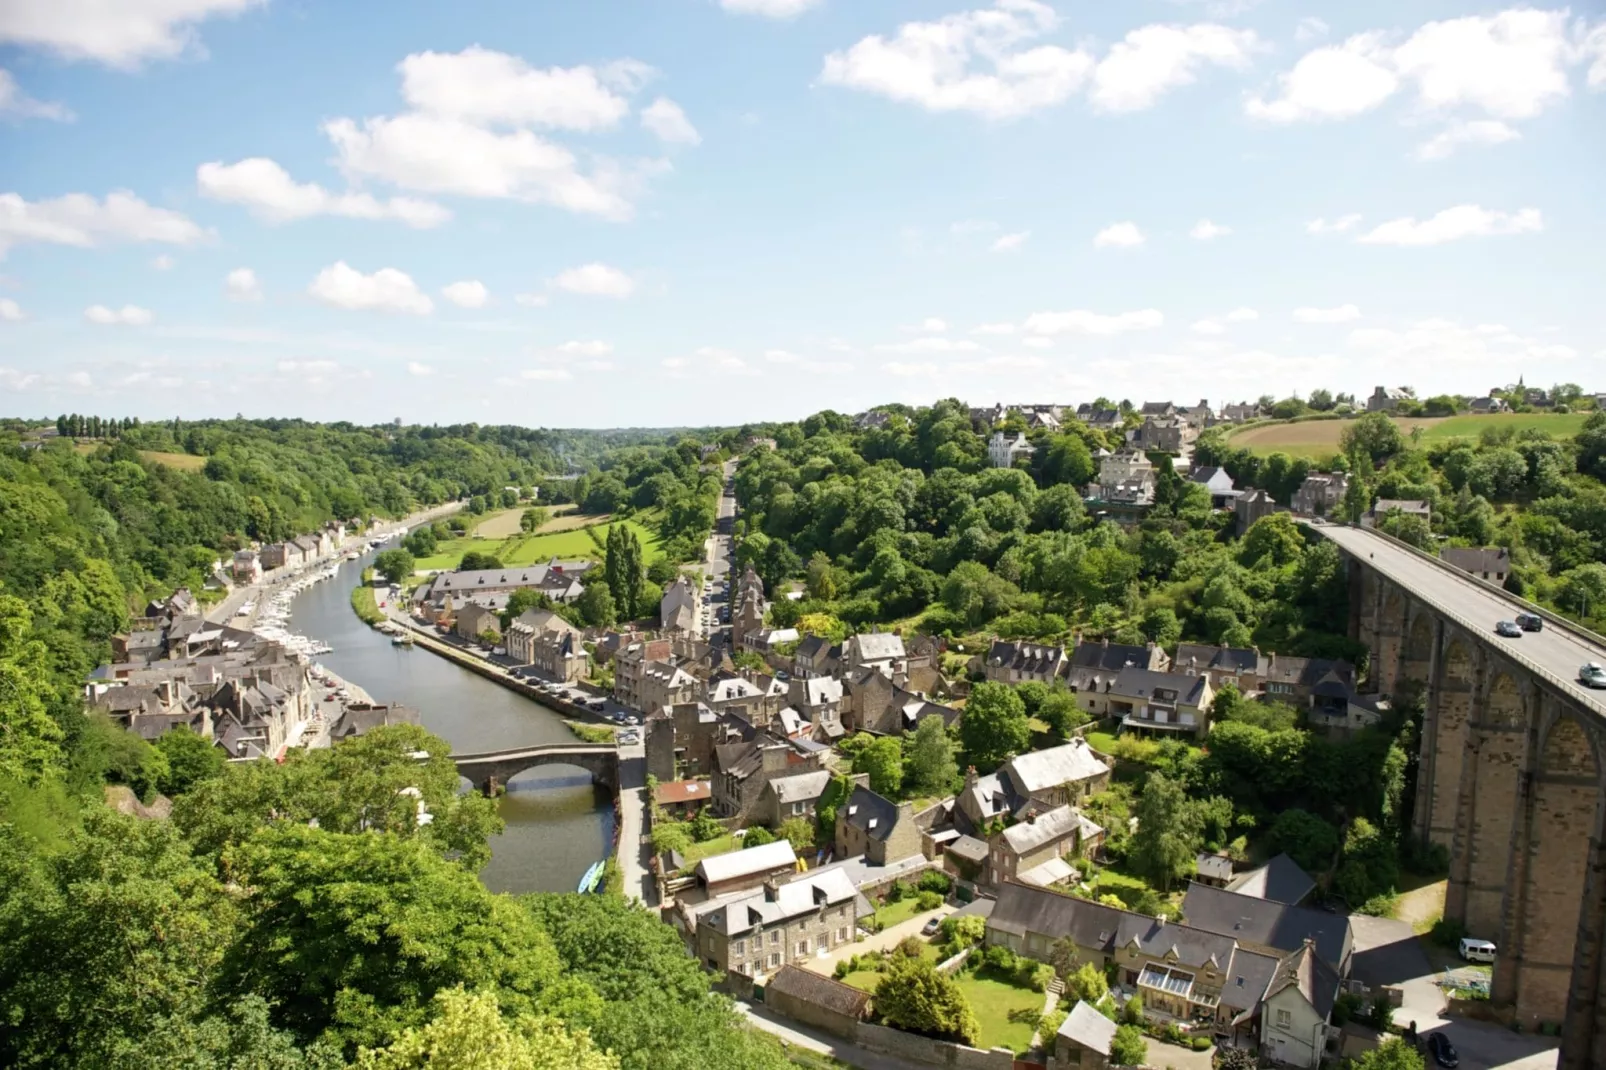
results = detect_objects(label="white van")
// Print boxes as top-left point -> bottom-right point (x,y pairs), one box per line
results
1460,937 -> 1497,963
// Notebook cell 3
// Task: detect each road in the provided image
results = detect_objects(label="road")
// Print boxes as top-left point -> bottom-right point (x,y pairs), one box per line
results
1316,524 -> 1606,718
802,905 -> 953,976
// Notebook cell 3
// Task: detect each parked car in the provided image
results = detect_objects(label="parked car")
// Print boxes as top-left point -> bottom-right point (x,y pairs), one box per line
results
921,918 -> 942,937
1459,937 -> 1496,963
1515,612 -> 1544,632
586,699 -> 607,713
1581,662 -> 1606,689
1426,1031 -> 1459,1068
1494,620 -> 1522,638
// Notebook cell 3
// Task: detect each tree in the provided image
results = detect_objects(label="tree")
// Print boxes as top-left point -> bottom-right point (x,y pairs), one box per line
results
650,821 -> 693,857
958,683 -> 1031,772
520,507 -> 550,533
1128,773 -> 1202,892
805,552 -> 838,601
459,550 -> 505,572
1062,960 -> 1109,1004
1110,1023 -> 1147,1066
1556,563 -> 1606,619
153,727 -> 225,796
215,825 -> 566,1053
872,956 -> 979,1044
855,735 -> 905,796
778,816 -> 815,854
355,986 -> 618,1070
940,561 -> 1021,627
575,580 -> 618,629
1350,1038 -> 1426,1070
1038,689 -> 1089,740
604,527 -> 645,620
905,714 -> 958,797
373,548 -> 416,585
1269,808 -> 1341,874
1340,412 -> 1405,466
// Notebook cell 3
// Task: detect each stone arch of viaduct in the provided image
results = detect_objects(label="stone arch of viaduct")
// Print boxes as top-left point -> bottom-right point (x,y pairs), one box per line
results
1347,557 -> 1606,1069
452,744 -> 620,797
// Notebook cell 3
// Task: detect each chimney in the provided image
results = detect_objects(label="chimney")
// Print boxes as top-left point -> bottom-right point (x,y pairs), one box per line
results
1026,811 -> 1037,824
965,766 -> 979,789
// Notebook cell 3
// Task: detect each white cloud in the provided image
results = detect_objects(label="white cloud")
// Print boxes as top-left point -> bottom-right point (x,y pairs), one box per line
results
1093,221 -> 1145,248
225,267 -> 261,301
407,361 -> 433,376
971,322 -> 1016,335
1021,336 -> 1053,349
906,317 -> 948,333
1357,205 -> 1542,246
1022,308 -> 1164,336
0,298 -> 22,321
553,262 -> 634,297
951,219 -> 997,234
695,346 -> 749,371
0,190 -> 208,257
442,280 -> 489,308
397,47 -> 640,130
556,339 -> 613,356
1294,17 -> 1329,44
874,336 -> 981,354
84,304 -> 154,326
65,370 -> 92,387
1588,24 -> 1606,88
1415,119 -> 1521,160
819,0 -> 1094,120
277,359 -> 339,377
1250,10 -> 1583,126
1225,306 -> 1259,322
1191,319 -> 1225,335
1347,318 -> 1577,369
1246,33 -> 1398,121
197,158 -> 450,228
515,293 -> 549,307
0,68 -> 72,120
884,361 -> 941,378
523,367 -> 574,381
720,0 -> 822,16
1189,218 -> 1230,240
308,261 -> 433,315
991,230 -> 1029,251
1306,214 -> 1362,234
1,366 -> 42,389
323,113 -> 644,221
1089,23 -> 1260,113
0,0 -> 264,69
151,254 -> 175,270
765,349 -> 801,364
641,97 -> 701,145
1293,304 -> 1361,323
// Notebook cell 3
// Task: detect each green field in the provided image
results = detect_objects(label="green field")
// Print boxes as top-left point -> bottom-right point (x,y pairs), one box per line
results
1226,412 -> 1587,460
414,516 -> 662,571
953,974 -> 1044,1052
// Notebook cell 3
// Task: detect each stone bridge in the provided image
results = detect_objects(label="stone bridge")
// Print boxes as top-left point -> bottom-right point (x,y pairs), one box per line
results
1315,522 -> 1606,1069
452,743 -> 620,796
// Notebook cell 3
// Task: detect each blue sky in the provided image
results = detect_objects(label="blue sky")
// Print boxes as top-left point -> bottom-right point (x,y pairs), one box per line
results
1,0 -> 1603,427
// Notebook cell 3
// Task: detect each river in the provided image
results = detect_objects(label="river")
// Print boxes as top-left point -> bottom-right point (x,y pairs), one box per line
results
288,552 -> 613,893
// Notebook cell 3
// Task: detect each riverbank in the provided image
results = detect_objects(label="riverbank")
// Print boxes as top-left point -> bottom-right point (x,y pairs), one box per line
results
349,585 -> 384,625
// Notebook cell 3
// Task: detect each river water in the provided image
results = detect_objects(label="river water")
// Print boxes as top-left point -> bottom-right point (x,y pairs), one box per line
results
288,553 -> 613,893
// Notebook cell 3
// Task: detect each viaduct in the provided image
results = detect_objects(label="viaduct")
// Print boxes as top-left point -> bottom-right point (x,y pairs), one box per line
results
452,743 -> 620,797
1317,523 -> 1606,1068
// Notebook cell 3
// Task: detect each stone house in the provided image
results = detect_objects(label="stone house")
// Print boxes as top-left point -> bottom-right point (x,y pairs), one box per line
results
505,608 -> 577,662
1440,546 -> 1511,585
1291,472 -> 1349,517
983,639 -> 1068,685
1253,653 -> 1356,714
661,576 -> 698,632
763,966 -> 869,1040
988,431 -> 1035,468
1078,666 -> 1215,739
1367,386 -> 1411,412
685,865 -> 860,980
713,734 -> 825,821
614,638 -> 674,710
231,549 -> 262,584
956,740 -> 1111,836
652,701 -> 748,778
1077,406 -> 1124,432
453,603 -> 500,642
1220,401 -> 1261,422
707,675 -> 773,724
835,785 -> 923,865
639,661 -> 700,717
1054,1000 -> 1117,1070
694,839 -> 800,897
984,804 -> 1103,888
1260,943 -> 1342,1069
841,632 -> 906,675
789,675 -> 846,740
1235,488 -> 1279,531
843,669 -> 960,737
1066,638 -> 1167,692
1172,643 -> 1260,692
1129,415 -> 1189,453
529,629 -> 588,683
793,634 -> 840,678
758,768 -> 836,828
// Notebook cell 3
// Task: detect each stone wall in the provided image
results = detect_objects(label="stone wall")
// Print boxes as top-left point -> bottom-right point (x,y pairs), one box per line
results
763,985 -> 859,1040
855,1022 -> 1018,1069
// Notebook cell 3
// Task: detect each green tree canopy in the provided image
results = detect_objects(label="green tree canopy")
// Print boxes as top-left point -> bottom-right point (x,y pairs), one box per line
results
904,714 -> 958,797
872,956 -> 979,1044
958,683 -> 1031,772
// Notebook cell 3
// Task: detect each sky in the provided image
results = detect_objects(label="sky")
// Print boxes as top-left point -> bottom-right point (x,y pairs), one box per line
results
1,0 -> 1604,428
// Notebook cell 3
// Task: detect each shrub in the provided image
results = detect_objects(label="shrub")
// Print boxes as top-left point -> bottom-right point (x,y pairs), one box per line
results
741,825 -> 776,846
896,936 -> 925,959
1019,961 -> 1055,993
1428,916 -> 1467,948
1191,1035 -> 1212,1051
1110,1023 -> 1147,1067
981,944 -> 1019,974
689,811 -> 723,842
1122,994 -> 1144,1025
917,870 -> 953,894
834,961 -> 851,980
916,890 -> 943,911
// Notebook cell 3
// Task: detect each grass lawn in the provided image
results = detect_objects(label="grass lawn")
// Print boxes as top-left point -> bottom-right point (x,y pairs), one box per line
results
872,897 -> 932,929
1225,412 -> 1587,460
839,970 -> 882,993
413,516 -> 662,571
1085,730 -> 1120,754
75,443 -> 210,470
676,833 -> 742,868
953,974 -> 1044,1053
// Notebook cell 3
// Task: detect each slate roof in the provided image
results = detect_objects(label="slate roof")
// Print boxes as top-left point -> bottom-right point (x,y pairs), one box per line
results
709,677 -> 764,702
1005,739 -> 1111,794
797,676 -> 844,706
1180,882 -> 1349,968
1255,654 -> 1355,693
1108,666 -> 1210,706
1371,499 -> 1431,517
429,562 -> 591,594
987,640 -> 1067,675
695,839 -> 798,885
848,633 -> 906,662
1174,644 -> 1259,676
1070,640 -> 1157,673
769,769 -> 832,804
1225,853 -> 1316,906
766,965 -> 871,1020
1197,853 -> 1235,883
946,835 -> 991,863
840,785 -> 902,842
1058,1001 -> 1117,1055
1441,547 -> 1511,575
1265,943 -> 1342,1019
1000,805 -> 1094,855
695,865 -> 857,936
990,882 -> 1238,972
1218,947 -> 1283,1013
795,635 -> 833,662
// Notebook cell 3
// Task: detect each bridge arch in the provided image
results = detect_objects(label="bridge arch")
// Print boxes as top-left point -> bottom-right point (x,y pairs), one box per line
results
452,745 -> 621,797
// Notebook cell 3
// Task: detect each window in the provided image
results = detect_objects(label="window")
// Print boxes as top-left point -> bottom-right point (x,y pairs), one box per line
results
1275,1008 -> 1292,1029
838,927 -> 848,942
733,939 -> 745,956
769,953 -> 780,967
792,802 -> 806,815
770,931 -> 779,945
796,939 -> 809,955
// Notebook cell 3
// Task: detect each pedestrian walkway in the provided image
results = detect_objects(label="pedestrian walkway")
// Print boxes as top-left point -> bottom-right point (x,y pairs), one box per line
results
804,904 -> 954,975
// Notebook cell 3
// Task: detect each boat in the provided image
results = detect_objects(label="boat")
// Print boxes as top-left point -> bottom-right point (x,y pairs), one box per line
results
391,633 -> 414,647
577,860 -> 604,894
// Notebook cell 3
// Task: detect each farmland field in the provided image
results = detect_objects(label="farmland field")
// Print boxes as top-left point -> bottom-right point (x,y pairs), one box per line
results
75,444 -> 209,471
413,516 -> 661,571
470,503 -> 584,539
1226,412 -> 1587,459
